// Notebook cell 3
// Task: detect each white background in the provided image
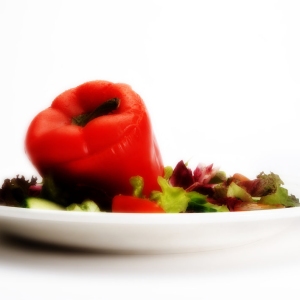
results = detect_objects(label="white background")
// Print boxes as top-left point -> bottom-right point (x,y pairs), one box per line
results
1,1 -> 300,299
1,0 -> 300,180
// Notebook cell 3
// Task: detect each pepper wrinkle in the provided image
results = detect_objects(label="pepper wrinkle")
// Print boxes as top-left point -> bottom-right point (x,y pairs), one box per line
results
109,125 -> 139,156
25,80 -> 164,198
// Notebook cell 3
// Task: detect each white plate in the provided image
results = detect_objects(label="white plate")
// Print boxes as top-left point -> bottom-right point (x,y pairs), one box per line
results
0,205 -> 300,254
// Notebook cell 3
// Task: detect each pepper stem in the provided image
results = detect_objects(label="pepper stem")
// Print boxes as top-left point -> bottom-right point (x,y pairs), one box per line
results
72,98 -> 120,127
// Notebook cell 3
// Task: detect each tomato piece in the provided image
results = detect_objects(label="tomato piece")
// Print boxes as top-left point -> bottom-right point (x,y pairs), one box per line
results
232,173 -> 250,182
232,202 -> 284,211
112,195 -> 165,213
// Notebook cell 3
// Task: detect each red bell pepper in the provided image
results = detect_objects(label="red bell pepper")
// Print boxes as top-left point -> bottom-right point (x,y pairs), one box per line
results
112,195 -> 165,213
25,80 -> 164,198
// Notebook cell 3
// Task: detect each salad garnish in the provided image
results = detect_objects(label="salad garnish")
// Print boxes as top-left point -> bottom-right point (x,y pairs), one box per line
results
0,160 -> 298,213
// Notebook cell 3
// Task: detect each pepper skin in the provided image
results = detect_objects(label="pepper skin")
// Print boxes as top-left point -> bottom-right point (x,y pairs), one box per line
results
25,80 -> 164,198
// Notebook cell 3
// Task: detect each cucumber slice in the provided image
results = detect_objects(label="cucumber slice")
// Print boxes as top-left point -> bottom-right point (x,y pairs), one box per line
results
67,200 -> 101,212
25,197 -> 65,210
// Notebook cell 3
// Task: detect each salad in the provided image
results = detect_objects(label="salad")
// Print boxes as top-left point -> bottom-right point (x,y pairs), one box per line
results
0,80 -> 298,213
0,160 -> 298,213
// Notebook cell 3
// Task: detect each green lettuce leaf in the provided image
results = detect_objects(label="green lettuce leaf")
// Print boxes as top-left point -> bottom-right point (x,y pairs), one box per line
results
151,176 -> 190,213
151,176 -> 228,213
187,191 -> 229,212
259,187 -> 299,207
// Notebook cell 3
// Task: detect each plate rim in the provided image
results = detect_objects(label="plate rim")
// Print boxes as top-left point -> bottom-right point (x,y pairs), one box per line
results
0,205 -> 300,225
